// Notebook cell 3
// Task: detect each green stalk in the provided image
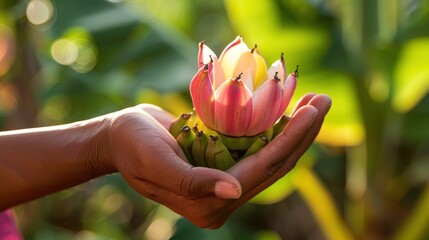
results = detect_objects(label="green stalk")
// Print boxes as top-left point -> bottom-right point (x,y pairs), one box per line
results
393,185 -> 429,240
340,0 -> 396,237
294,168 -> 354,240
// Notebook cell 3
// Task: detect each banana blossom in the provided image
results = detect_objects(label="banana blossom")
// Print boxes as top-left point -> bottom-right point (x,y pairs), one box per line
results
190,36 -> 297,137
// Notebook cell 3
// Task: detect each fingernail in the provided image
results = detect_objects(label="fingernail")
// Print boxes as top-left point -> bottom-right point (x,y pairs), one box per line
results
214,181 -> 241,199
308,108 -> 318,130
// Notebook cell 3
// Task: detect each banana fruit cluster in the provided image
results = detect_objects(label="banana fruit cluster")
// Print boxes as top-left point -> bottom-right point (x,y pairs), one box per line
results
169,112 -> 290,171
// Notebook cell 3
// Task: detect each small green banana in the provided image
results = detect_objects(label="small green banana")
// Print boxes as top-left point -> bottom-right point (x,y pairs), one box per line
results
273,115 -> 291,138
192,130 -> 209,167
240,135 -> 269,160
205,135 -> 236,171
218,133 -> 258,151
213,138 -> 236,171
205,135 -> 218,169
176,125 -> 196,166
169,113 -> 193,138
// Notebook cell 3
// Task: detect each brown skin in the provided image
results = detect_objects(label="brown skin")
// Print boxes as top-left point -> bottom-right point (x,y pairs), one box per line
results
0,93 -> 331,229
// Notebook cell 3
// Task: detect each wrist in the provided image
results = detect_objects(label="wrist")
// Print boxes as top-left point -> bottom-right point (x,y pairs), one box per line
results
76,115 -> 118,178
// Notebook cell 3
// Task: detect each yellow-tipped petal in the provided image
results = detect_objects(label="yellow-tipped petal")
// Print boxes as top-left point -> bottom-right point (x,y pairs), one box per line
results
219,36 -> 256,80
251,46 -> 268,89
240,69 -> 254,93
222,51 -> 257,86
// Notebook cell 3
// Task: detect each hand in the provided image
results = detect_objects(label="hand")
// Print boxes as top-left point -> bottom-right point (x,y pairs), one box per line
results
105,93 -> 331,229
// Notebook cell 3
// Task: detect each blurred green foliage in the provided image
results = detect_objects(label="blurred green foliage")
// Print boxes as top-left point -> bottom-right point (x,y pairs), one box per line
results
1,0 -> 429,239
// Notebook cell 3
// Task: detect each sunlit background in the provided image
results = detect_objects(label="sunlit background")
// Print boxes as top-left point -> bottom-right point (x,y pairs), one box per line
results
1,0 -> 429,239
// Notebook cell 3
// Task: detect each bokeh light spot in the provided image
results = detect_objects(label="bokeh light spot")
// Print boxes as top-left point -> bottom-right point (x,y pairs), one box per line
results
50,28 -> 97,73
0,83 -> 17,112
103,194 -> 124,214
0,25 -> 15,77
71,38 -> 97,73
144,218 -> 175,240
40,94 -> 71,123
50,38 -> 78,66
26,0 -> 54,26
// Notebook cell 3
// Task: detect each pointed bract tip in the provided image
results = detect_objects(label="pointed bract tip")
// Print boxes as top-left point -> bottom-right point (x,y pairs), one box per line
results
209,135 -> 219,142
199,40 -> 206,46
196,130 -> 204,138
280,53 -> 284,62
274,71 -> 280,82
234,36 -> 244,44
234,72 -> 243,81
192,125 -> 199,133
251,44 -> 258,53
294,65 -> 299,77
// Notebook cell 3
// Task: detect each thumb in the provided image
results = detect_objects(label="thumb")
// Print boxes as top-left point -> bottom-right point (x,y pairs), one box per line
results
180,167 -> 242,200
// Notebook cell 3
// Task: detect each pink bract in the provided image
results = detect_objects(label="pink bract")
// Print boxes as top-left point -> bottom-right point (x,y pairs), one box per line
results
190,36 -> 297,137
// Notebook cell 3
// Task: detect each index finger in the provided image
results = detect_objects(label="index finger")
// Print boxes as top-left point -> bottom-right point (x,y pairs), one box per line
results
238,94 -> 332,201
227,105 -> 319,193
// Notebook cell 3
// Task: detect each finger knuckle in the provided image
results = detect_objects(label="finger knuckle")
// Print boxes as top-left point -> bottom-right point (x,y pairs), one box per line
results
179,173 -> 200,200
255,151 -> 283,182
